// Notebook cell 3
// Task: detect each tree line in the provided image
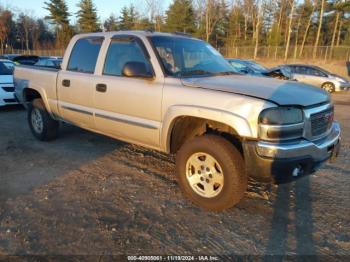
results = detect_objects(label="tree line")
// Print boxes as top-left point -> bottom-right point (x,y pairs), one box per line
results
0,0 -> 349,60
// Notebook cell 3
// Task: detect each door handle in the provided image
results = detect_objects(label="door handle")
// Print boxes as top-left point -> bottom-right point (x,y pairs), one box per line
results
96,83 -> 107,93
62,79 -> 70,87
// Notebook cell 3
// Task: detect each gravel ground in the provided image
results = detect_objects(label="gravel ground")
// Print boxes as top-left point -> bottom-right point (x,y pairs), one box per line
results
0,93 -> 349,260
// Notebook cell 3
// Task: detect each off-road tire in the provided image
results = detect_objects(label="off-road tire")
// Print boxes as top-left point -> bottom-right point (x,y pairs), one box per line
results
28,99 -> 59,141
176,135 -> 247,211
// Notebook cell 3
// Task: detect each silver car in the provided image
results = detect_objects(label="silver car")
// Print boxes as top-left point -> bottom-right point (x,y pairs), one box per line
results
278,64 -> 350,93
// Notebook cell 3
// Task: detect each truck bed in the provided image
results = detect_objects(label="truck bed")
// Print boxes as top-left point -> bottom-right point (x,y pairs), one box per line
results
14,65 -> 60,112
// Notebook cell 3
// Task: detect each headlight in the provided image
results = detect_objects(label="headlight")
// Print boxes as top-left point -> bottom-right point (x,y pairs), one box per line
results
259,107 -> 304,141
259,107 -> 303,125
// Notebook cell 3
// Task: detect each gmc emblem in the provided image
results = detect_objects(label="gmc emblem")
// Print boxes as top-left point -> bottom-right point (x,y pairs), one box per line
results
324,112 -> 334,125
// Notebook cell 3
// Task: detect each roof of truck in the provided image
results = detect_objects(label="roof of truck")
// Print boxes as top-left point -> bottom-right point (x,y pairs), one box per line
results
74,30 -> 197,40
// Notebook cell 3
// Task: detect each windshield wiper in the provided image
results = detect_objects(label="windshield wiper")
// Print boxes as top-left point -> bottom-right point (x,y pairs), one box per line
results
180,70 -> 238,78
212,71 -> 238,76
180,70 -> 213,77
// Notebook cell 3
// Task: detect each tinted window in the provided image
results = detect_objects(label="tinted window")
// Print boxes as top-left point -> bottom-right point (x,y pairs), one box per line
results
103,38 -> 152,76
67,37 -> 103,74
294,66 -> 306,74
306,67 -> 327,77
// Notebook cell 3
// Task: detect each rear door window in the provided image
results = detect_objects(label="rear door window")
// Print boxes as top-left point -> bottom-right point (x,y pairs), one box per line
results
67,37 -> 104,74
306,67 -> 327,77
294,66 -> 307,74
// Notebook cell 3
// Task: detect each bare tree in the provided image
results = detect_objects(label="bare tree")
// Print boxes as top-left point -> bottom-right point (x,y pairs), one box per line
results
336,19 -> 343,46
299,0 -> 316,57
205,0 -> 225,42
293,8 -> 303,60
145,0 -> 163,31
330,11 -> 340,58
284,0 -> 294,61
18,13 -> 33,51
253,0 -> 262,60
274,0 -> 285,59
313,0 -> 325,59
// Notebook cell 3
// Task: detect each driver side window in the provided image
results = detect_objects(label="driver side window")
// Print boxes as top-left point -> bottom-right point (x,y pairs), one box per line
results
103,38 -> 152,77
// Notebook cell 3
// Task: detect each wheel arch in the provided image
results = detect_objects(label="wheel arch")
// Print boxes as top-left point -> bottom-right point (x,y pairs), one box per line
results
161,105 -> 253,154
22,87 -> 52,114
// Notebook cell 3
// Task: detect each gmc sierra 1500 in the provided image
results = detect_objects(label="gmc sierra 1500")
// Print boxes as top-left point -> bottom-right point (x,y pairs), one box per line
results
14,31 -> 341,211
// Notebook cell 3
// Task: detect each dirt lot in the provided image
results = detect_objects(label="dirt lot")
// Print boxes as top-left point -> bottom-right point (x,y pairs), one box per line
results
0,93 -> 349,260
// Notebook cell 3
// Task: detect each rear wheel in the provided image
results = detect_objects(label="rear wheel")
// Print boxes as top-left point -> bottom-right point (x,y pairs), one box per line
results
176,135 -> 247,211
28,99 -> 59,141
322,82 -> 335,93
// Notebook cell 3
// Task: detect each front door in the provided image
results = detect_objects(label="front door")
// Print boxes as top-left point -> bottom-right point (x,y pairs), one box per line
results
93,35 -> 163,148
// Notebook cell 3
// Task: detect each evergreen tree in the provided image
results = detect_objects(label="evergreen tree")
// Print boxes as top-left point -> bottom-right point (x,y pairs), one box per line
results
165,0 -> 196,34
119,5 -> 138,30
76,0 -> 100,32
43,0 -> 71,48
43,0 -> 70,27
104,14 -> 118,31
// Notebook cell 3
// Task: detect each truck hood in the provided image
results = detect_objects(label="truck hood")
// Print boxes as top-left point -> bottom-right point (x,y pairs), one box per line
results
0,75 -> 13,84
181,75 -> 330,107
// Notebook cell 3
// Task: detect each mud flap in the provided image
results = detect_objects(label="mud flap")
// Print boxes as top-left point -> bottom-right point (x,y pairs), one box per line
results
330,139 -> 341,163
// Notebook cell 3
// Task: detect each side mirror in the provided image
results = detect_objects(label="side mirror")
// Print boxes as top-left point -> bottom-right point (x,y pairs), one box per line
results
239,69 -> 249,74
122,61 -> 153,79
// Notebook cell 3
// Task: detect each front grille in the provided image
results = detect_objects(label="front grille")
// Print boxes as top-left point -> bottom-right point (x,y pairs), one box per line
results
1,86 -> 14,92
310,108 -> 334,137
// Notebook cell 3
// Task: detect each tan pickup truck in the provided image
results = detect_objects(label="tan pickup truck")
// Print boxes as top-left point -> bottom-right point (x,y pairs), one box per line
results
14,31 -> 341,211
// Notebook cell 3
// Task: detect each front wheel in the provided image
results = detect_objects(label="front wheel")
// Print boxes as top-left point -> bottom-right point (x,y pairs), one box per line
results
28,99 -> 59,141
176,135 -> 247,211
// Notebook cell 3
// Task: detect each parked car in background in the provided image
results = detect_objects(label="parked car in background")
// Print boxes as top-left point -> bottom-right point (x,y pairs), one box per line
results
273,64 -> 350,93
0,54 -> 21,61
266,66 -> 294,80
226,58 -> 269,76
12,55 -> 40,66
35,57 -> 63,69
0,59 -> 17,106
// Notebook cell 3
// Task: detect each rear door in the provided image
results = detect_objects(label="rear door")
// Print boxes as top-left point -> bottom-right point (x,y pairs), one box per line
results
92,35 -> 163,148
291,66 -> 307,82
304,67 -> 329,87
57,37 -> 103,129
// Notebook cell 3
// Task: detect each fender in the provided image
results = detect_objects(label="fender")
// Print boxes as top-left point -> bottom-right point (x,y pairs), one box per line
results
160,105 -> 253,153
21,85 -> 54,118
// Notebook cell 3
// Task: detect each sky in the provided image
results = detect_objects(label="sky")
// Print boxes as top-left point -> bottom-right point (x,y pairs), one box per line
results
1,0 -> 172,22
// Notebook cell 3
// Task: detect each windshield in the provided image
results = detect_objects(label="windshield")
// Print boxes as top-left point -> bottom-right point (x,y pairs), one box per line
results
0,61 -> 14,75
150,36 -> 236,77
